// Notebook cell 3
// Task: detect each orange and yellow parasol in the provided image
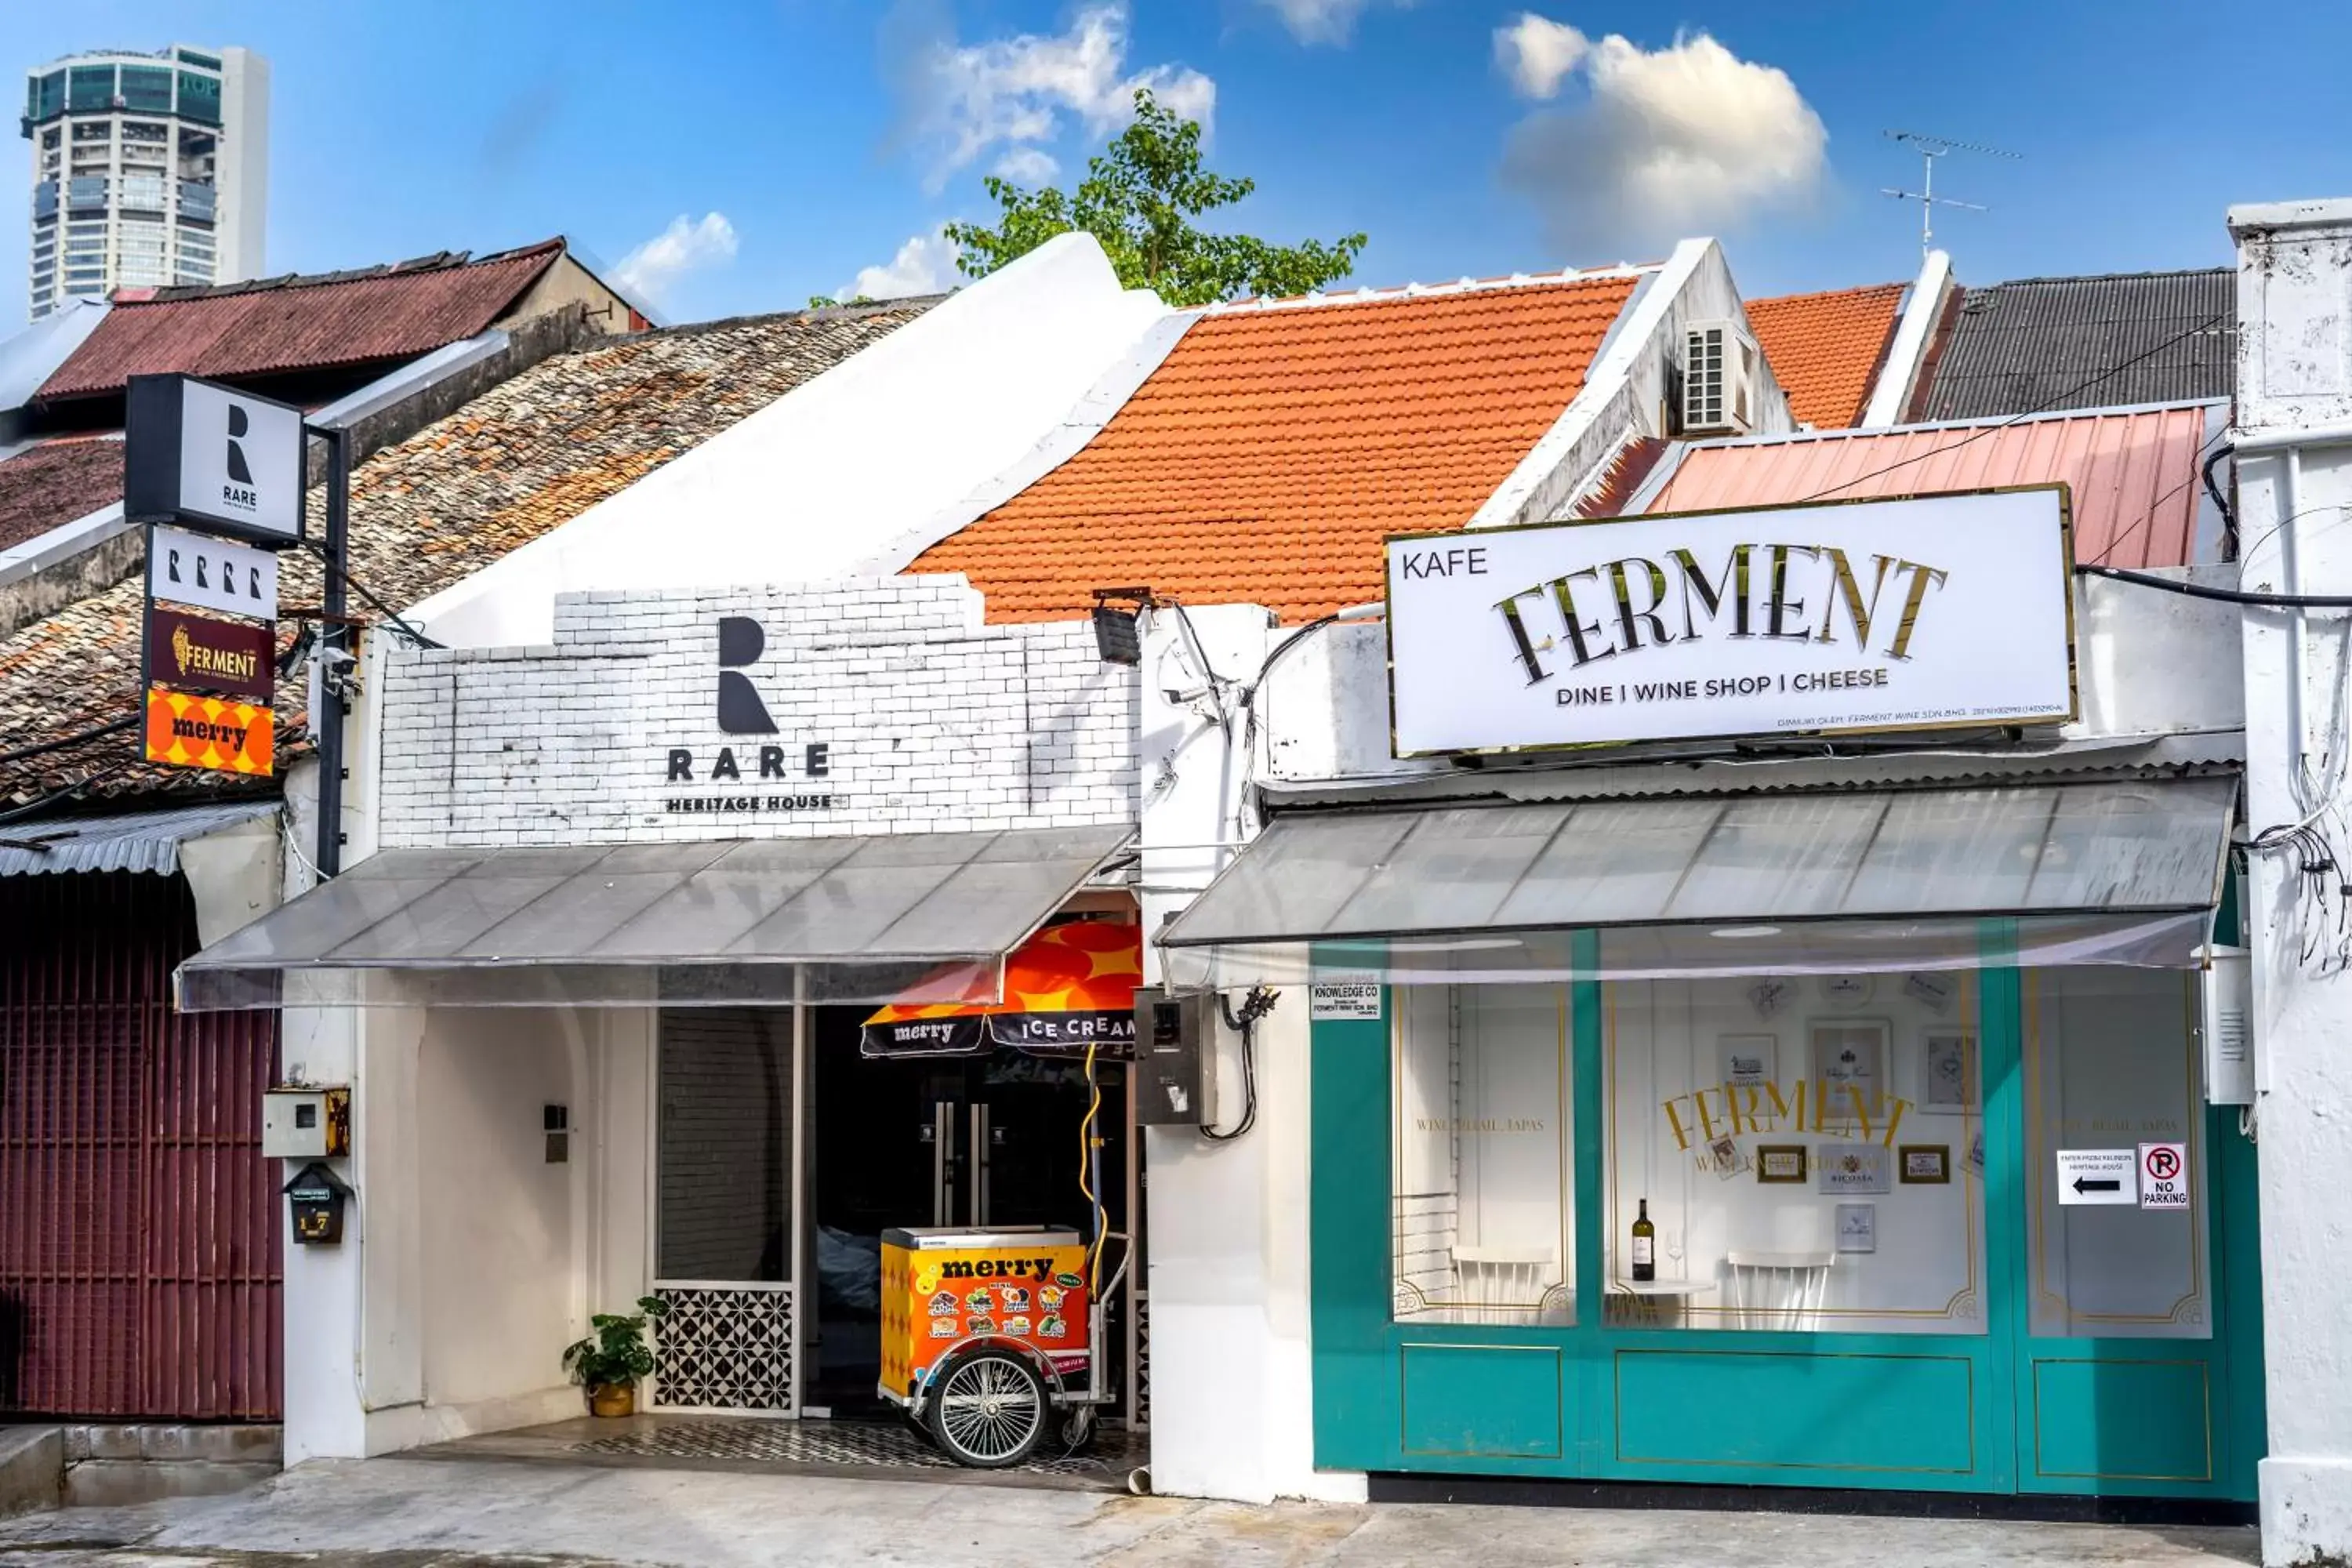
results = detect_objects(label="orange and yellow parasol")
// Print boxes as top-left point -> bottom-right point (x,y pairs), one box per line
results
859,920 -> 1142,1059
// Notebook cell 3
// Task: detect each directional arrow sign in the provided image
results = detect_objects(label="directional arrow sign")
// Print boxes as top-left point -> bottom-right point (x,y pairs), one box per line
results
2056,1149 -> 2139,1206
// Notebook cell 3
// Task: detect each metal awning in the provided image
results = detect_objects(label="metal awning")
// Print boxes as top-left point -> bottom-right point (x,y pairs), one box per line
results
0,800 -> 276,877
176,826 -> 1134,1011
1158,779 -> 2235,987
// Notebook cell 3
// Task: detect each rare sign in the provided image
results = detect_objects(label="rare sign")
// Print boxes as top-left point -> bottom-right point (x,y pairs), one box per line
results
124,374 -> 304,546
147,523 -> 278,621
146,604 -> 274,702
1385,488 -> 2076,757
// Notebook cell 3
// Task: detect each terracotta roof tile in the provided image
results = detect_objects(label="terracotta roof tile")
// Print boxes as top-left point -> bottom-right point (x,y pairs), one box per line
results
1745,283 -> 1907,430
0,303 -> 925,809
0,438 -> 121,550
910,275 -> 1639,624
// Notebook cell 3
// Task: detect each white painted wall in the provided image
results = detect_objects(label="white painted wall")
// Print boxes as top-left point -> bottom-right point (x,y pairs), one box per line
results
2229,197 -> 2352,1567
404,233 -> 1171,648
1135,601 -> 1363,1503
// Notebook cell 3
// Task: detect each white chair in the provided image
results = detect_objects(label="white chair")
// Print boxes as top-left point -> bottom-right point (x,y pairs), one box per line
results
1724,1250 -> 1834,1330
1452,1245 -> 1557,1324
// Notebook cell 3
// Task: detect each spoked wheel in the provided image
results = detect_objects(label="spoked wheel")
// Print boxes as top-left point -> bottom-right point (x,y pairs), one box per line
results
927,1348 -> 1048,1468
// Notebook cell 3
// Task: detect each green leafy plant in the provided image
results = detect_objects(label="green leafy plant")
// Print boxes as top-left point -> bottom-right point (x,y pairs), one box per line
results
945,88 -> 1367,307
561,1296 -> 670,1388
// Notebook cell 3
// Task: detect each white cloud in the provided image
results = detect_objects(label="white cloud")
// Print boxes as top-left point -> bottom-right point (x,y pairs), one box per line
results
838,229 -> 961,302
1494,12 -> 1589,99
993,146 -> 1060,186
898,2 -> 1214,192
611,212 -> 739,307
1497,22 -> 1828,250
1256,0 -> 1406,45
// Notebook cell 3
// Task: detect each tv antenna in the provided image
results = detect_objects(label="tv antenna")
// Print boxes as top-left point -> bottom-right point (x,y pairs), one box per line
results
1882,130 -> 2020,258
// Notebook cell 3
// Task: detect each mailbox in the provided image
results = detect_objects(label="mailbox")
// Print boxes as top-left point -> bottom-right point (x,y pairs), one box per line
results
284,1160 -> 353,1245
263,1086 -> 350,1159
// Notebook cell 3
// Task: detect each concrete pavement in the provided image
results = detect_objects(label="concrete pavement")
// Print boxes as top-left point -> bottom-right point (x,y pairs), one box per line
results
0,1454 -> 2262,1566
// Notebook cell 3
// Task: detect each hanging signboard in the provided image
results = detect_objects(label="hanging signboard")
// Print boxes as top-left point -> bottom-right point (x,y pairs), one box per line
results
123,373 -> 304,546
147,523 -> 278,621
143,687 -> 274,777
1384,487 -> 2076,757
145,603 -> 274,703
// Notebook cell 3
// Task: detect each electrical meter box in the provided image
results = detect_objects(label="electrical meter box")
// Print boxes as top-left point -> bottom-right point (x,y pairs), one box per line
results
263,1086 -> 350,1159
1133,987 -> 1214,1127
2199,945 -> 2253,1105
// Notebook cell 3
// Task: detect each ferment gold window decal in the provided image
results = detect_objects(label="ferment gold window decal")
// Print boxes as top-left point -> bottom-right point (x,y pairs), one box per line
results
1392,984 -> 1574,1326
1604,973 -> 1985,1334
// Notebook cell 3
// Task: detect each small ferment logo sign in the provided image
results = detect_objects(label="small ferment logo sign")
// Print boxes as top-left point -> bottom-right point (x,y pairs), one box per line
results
147,604 -> 274,702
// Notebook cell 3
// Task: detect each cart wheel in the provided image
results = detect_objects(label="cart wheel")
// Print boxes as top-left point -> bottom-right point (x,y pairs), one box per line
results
1057,1406 -> 1096,1451
927,1348 -> 1049,1468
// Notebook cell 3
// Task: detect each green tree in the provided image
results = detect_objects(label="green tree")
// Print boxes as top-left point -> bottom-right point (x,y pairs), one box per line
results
945,89 -> 1367,307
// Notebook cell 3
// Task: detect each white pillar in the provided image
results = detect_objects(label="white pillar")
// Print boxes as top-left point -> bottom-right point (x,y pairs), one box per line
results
2232,198 -> 2352,1566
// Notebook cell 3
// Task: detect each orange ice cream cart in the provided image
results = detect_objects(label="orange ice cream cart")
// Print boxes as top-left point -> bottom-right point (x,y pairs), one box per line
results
862,923 -> 1138,1467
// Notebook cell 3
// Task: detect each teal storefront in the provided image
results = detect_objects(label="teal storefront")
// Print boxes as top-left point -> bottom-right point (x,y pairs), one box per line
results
1163,776 -> 2264,1503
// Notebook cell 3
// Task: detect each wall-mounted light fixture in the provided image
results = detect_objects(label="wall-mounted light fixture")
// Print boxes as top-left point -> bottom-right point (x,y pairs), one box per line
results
1091,586 -> 1155,666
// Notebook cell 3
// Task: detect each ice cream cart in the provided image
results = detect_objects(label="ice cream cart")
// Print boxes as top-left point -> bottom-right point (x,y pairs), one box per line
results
877,1225 -> 1129,1467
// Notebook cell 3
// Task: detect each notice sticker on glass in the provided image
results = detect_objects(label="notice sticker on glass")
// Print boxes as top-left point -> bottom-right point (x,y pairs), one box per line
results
1310,974 -> 1382,1021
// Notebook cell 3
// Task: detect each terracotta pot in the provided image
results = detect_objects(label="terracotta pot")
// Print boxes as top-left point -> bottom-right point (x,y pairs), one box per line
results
588,1381 -> 637,1418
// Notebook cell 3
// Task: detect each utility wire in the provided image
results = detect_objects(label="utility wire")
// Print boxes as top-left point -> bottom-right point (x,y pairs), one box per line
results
0,713 -> 137,767
302,539 -> 441,649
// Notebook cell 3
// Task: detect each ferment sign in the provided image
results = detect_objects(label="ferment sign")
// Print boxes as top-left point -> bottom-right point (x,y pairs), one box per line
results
1384,487 -> 2076,757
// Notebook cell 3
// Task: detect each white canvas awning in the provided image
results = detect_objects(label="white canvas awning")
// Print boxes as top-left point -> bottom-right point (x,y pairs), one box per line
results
1157,778 -> 2234,988
176,826 -> 1133,1011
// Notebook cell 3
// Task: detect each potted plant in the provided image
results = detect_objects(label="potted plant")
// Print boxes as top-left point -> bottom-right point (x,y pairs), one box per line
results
562,1295 -> 670,1417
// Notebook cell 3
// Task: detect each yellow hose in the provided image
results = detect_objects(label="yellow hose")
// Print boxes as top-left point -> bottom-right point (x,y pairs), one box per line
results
1079,1040 -> 1104,1294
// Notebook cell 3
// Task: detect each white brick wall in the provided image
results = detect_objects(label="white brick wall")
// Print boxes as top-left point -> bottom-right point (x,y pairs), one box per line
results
376,576 -> 1139,848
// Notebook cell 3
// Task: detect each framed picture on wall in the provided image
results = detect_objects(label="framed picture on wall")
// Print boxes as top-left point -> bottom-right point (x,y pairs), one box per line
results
1756,1145 -> 1807,1184
1718,1033 -> 1777,1091
1918,1029 -> 1976,1114
1818,1143 -> 1891,1194
1809,1019 -> 1889,1124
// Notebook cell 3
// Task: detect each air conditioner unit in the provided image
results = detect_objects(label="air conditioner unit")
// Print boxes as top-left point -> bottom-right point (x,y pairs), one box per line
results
1681,320 -> 1759,436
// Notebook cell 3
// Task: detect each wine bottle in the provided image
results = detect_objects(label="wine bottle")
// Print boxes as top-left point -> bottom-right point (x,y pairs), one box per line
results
1631,1198 -> 1656,1283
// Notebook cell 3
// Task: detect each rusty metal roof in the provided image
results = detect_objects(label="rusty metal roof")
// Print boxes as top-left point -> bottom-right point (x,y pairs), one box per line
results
0,437 -> 119,550
36,241 -> 566,402
1632,401 -> 2227,570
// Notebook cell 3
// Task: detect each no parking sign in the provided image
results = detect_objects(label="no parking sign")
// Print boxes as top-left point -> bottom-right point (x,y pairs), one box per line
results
2139,1142 -> 2190,1210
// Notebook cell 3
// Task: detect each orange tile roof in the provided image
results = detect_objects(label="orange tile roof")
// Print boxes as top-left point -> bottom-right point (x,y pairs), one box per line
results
1745,282 -> 1907,430
909,274 -> 1641,623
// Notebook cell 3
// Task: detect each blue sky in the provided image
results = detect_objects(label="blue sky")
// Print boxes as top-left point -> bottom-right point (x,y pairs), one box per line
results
8,1 -> 2350,325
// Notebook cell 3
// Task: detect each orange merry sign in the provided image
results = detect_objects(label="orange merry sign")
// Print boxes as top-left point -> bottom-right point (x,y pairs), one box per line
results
143,687 -> 274,776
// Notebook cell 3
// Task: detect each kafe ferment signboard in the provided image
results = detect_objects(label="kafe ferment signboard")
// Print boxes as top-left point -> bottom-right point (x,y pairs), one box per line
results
1385,488 -> 2076,757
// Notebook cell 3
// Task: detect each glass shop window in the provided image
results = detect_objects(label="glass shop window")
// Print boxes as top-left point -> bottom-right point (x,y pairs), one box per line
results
2024,970 -> 2210,1339
1605,972 -> 1985,1334
1392,983 -> 1574,1325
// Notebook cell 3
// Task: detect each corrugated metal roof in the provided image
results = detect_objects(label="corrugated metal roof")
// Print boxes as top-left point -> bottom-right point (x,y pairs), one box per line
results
0,437 -> 119,550
1916,269 -> 2235,422
0,799 -> 274,877
37,241 -> 564,402
1635,401 -> 2225,569
1261,732 -> 2242,810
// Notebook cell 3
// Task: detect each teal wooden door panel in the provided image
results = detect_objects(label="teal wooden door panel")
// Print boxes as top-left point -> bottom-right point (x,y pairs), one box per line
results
1400,1344 -> 1564,1458
1310,993 -> 1406,1474
2028,1356 -> 2215,1486
1613,1346 -> 1978,1477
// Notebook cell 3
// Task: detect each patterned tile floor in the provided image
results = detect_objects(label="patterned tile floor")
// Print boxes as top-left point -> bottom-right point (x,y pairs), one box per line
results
566,1414 -> 1147,1482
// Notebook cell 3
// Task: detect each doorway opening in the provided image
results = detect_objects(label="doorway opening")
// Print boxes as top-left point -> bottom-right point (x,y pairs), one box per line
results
805,1004 -> 1131,1418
